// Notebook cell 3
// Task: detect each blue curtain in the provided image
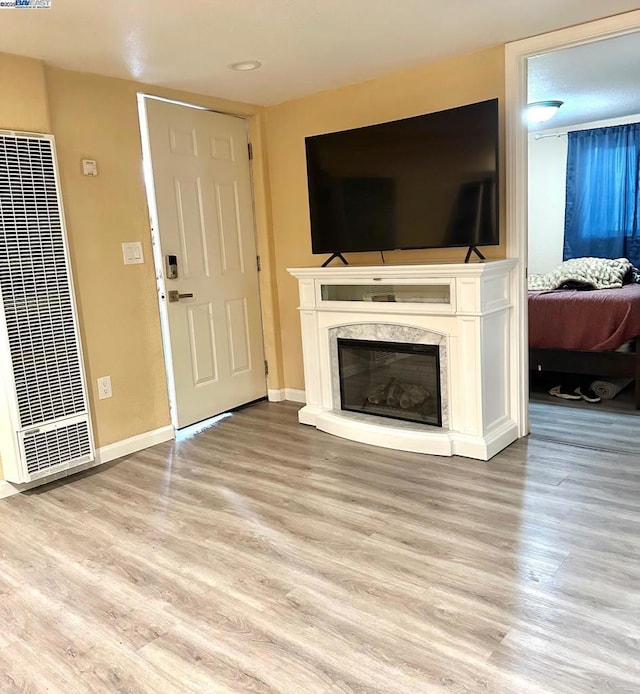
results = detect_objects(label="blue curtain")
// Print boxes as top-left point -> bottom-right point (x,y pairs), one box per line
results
564,123 -> 640,267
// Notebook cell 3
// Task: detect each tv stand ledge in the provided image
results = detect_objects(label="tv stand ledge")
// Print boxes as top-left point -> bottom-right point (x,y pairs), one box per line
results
290,259 -> 514,278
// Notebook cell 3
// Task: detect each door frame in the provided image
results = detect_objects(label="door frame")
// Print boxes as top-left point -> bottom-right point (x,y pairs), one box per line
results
137,93 -> 266,430
505,9 -> 640,436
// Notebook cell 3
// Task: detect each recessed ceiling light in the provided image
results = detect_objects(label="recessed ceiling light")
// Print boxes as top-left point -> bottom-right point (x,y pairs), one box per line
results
228,60 -> 262,72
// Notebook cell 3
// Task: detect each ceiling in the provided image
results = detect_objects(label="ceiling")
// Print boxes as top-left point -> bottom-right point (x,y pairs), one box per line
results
528,31 -> 640,131
1,1 -> 640,105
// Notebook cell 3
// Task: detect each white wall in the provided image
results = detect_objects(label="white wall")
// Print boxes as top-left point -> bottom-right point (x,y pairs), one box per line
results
528,132 -> 567,274
528,113 -> 640,275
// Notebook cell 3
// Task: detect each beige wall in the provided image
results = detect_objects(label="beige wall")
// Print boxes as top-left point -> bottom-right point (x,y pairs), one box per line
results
0,52 -> 50,132
45,68 -> 173,449
265,45 -> 506,390
0,44 -> 506,480
0,54 -> 280,480
44,68 -> 280,449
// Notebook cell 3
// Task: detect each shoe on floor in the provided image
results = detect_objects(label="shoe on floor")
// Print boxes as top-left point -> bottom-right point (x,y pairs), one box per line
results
574,386 -> 601,403
549,385 -> 581,400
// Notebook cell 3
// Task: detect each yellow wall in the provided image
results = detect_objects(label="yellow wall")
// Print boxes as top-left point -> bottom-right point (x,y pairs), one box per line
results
44,67 -> 280,449
0,52 -> 50,132
265,45 -> 506,390
0,54 -> 280,479
0,43 -> 506,479
45,68 -> 173,448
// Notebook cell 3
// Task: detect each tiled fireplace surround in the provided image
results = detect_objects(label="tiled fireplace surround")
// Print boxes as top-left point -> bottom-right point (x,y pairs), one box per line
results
288,260 -> 518,461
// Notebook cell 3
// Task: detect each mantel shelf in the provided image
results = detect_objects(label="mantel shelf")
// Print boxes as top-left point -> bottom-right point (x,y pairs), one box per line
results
288,259 -> 517,280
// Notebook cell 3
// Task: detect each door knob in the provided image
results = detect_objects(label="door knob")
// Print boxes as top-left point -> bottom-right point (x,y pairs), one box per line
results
168,291 -> 194,302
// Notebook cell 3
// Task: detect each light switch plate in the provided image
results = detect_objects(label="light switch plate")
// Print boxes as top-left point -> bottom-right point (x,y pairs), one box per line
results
122,242 -> 144,265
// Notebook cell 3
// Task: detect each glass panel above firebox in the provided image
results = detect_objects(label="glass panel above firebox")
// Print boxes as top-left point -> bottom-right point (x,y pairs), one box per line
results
322,283 -> 450,304
337,338 -> 442,427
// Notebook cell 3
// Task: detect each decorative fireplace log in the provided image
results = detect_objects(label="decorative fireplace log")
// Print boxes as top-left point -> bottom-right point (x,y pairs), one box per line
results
366,379 -> 430,410
366,382 -> 390,405
399,384 -> 430,409
386,380 -> 401,406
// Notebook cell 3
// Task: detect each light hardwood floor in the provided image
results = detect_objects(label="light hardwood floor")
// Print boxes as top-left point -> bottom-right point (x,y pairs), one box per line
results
529,401 -> 639,454
0,401 -> 639,693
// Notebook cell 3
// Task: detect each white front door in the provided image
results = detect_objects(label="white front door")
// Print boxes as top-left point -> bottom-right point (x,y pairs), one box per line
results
143,98 -> 266,428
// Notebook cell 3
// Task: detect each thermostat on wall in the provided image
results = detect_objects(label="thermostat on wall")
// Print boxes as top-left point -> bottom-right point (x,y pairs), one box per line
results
82,159 -> 98,176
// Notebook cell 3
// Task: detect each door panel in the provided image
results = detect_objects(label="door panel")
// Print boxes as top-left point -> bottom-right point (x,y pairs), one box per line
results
169,126 -> 198,156
144,98 -> 266,428
210,136 -> 234,161
216,182 -> 244,274
225,298 -> 251,374
187,302 -> 218,386
174,177 -> 210,279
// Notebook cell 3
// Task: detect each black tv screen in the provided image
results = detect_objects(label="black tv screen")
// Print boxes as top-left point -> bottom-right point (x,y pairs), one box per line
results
305,98 -> 499,255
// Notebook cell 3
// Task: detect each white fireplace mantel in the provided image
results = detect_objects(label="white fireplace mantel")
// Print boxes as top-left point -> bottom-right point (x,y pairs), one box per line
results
288,260 -> 519,461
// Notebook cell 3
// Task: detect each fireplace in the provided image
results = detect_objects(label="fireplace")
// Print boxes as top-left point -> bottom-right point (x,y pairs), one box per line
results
289,261 -> 518,459
337,338 -> 442,427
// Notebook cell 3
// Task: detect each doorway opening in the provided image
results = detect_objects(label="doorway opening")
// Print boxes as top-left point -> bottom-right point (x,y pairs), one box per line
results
506,10 -> 640,454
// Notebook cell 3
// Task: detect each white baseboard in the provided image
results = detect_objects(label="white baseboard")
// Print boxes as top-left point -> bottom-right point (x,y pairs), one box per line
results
0,481 -> 17,500
0,424 -> 175,500
268,388 -> 306,404
96,424 -> 175,464
285,389 -> 307,403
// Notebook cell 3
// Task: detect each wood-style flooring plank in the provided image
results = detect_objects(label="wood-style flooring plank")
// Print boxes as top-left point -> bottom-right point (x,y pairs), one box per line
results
0,400 -> 638,692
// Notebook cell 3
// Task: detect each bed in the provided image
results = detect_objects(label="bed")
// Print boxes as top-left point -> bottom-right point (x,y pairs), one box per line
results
528,283 -> 640,409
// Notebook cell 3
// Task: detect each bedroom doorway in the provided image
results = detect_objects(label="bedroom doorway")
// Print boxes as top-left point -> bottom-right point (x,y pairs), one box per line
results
505,10 -> 640,447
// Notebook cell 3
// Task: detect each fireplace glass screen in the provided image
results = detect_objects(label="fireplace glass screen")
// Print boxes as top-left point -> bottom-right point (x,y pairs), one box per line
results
337,339 -> 441,427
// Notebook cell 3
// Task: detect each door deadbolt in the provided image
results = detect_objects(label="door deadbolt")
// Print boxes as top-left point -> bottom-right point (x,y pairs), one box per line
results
165,254 -> 178,279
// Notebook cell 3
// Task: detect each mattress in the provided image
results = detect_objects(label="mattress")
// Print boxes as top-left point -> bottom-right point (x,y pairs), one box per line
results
528,283 -> 640,351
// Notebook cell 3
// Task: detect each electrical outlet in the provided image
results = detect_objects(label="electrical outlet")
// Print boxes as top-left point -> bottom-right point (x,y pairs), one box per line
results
97,376 -> 112,400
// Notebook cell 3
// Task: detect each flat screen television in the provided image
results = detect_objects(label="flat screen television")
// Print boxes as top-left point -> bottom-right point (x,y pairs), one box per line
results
305,98 -> 499,261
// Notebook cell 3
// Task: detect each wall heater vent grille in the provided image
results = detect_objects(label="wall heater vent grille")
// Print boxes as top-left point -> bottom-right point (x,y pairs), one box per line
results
0,132 -> 94,484
22,420 -> 92,475
0,135 -> 87,429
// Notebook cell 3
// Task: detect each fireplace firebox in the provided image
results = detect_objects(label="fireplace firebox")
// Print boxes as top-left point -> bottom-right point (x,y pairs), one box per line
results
337,338 -> 442,427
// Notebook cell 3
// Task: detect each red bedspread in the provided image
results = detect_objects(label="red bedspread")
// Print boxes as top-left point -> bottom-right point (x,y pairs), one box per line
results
528,284 -> 640,351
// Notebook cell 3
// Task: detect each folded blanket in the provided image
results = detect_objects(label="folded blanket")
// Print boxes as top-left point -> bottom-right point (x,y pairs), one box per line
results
626,266 -> 640,284
529,257 -> 633,291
